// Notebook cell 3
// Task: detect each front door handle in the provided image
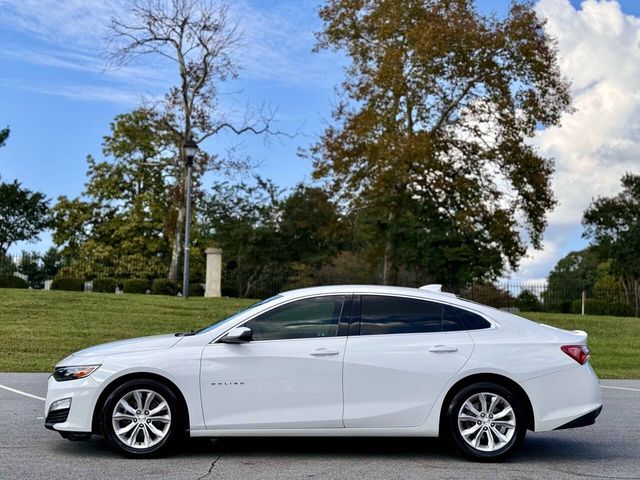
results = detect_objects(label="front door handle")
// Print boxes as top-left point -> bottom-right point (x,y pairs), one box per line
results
429,345 -> 458,353
309,348 -> 340,356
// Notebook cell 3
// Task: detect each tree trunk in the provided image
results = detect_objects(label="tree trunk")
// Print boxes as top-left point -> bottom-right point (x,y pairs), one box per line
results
633,278 -> 640,318
168,203 -> 185,282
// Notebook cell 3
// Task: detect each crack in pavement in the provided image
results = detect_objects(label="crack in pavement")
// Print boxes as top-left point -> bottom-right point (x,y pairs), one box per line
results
197,453 -> 223,480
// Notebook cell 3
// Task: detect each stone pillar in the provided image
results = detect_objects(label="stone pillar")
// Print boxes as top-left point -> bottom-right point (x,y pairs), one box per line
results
205,248 -> 222,298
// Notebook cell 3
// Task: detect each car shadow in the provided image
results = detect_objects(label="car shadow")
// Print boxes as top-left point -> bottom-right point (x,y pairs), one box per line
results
51,433 -> 626,465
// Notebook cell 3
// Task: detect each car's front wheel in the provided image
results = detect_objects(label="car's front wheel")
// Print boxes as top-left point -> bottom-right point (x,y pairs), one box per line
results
445,382 -> 526,462
101,379 -> 180,458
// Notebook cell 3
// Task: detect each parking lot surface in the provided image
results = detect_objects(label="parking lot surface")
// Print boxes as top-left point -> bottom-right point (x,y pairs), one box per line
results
1,373 -> 639,480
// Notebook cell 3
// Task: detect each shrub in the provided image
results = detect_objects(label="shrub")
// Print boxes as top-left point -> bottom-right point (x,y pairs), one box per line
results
570,298 -> 635,317
151,279 -> 178,296
93,278 -> 117,293
517,290 -> 542,312
123,279 -> 149,294
51,277 -> 84,292
190,283 -> 205,297
0,275 -> 28,289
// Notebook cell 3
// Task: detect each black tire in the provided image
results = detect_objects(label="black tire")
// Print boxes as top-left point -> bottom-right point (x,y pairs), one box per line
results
101,379 -> 181,458
445,382 -> 526,462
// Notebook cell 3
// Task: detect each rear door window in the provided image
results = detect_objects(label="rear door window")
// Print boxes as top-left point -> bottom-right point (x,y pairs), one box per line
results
360,295 -> 442,335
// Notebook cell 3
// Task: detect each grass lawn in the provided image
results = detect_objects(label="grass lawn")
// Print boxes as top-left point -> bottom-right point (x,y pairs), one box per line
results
0,289 -> 638,378
0,289 -> 254,372
521,312 -> 639,379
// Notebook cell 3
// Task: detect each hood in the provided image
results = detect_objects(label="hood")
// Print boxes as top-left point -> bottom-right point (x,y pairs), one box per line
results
71,334 -> 183,358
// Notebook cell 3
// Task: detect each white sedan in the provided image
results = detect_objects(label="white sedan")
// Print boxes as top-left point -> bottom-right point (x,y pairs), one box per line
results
44,285 -> 602,461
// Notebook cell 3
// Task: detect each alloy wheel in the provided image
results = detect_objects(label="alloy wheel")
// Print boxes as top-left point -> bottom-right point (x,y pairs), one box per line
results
457,391 -> 516,452
111,389 -> 172,449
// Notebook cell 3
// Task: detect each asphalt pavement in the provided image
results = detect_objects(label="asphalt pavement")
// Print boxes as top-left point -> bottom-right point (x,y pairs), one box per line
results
0,373 -> 639,480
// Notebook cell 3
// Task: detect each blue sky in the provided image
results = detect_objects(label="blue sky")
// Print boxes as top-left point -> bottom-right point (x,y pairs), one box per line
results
1,0 -> 640,282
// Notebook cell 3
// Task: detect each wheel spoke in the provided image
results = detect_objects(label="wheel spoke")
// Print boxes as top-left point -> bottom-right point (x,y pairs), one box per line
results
115,422 -> 136,436
491,425 -> 508,443
459,414 -> 479,422
488,395 -> 500,415
461,424 -> 482,437
113,412 -> 135,420
128,424 -> 141,446
493,420 -> 515,429
133,391 -> 144,411
141,424 -> 151,447
143,391 -> 155,412
486,428 -> 495,450
478,393 -> 488,414
492,406 -> 513,420
118,399 -> 137,416
147,422 -> 165,438
473,429 -> 483,448
148,415 -> 170,423
463,400 -> 481,417
149,401 -> 168,416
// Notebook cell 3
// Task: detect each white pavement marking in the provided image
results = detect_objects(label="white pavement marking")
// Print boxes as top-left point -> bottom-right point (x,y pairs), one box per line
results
0,383 -> 46,401
601,385 -> 640,392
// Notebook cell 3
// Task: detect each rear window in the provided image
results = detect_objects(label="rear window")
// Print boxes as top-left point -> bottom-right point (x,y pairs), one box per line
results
443,305 -> 491,331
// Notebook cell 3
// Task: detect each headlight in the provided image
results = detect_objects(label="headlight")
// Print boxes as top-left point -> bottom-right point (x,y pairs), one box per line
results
53,365 -> 100,382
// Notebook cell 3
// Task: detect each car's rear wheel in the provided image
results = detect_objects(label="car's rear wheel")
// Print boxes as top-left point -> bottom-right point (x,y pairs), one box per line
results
101,379 -> 180,458
445,382 -> 526,461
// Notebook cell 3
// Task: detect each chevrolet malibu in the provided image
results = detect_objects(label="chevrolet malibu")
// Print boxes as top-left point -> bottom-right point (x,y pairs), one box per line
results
45,285 -> 602,461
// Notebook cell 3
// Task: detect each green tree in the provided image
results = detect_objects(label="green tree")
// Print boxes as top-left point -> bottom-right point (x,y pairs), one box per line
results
108,0 -> 280,282
200,180 -> 347,297
583,173 -> 640,316
200,178 -> 284,297
517,289 -> 542,312
279,185 -> 346,267
545,247 -> 602,312
0,178 -> 50,256
0,127 -> 8,148
52,109 -> 176,279
312,0 -> 571,285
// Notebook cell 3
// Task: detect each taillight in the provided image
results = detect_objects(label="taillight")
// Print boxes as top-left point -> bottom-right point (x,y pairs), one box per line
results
561,345 -> 590,365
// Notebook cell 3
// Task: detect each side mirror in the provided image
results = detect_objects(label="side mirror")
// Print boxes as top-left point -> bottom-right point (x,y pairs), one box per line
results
220,326 -> 252,344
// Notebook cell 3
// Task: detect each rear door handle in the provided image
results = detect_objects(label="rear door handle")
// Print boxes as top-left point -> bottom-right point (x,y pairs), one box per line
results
429,345 -> 458,353
310,348 -> 340,356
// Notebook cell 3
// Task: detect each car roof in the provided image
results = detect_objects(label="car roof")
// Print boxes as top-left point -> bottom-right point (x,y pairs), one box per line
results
279,284 -> 459,302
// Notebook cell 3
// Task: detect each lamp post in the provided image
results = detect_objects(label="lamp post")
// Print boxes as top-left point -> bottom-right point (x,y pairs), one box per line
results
182,136 -> 199,299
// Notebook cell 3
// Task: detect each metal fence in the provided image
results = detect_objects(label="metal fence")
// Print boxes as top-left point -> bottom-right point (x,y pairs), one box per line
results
1,253 -> 637,317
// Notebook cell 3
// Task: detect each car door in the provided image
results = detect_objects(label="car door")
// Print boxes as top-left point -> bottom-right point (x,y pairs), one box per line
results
200,294 -> 351,430
342,294 -> 475,428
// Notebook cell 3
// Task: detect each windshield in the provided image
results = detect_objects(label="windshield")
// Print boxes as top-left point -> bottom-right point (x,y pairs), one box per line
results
196,295 -> 283,334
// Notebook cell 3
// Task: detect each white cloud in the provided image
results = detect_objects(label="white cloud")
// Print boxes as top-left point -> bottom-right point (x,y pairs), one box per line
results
508,0 -> 640,281
0,0 -> 340,101
230,0 -> 344,89
0,0 -> 125,48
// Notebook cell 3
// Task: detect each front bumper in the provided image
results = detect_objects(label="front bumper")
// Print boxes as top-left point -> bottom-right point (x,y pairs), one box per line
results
44,374 -> 101,433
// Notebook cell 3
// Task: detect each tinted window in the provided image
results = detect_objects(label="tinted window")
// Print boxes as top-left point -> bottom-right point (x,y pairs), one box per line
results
360,296 -> 442,335
443,305 -> 491,331
244,296 -> 346,341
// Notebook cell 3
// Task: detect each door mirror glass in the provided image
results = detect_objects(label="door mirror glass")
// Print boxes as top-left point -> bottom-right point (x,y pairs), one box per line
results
220,326 -> 253,343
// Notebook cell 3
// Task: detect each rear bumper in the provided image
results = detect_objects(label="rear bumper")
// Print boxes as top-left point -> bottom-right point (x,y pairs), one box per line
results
554,405 -> 602,430
522,362 -> 602,432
